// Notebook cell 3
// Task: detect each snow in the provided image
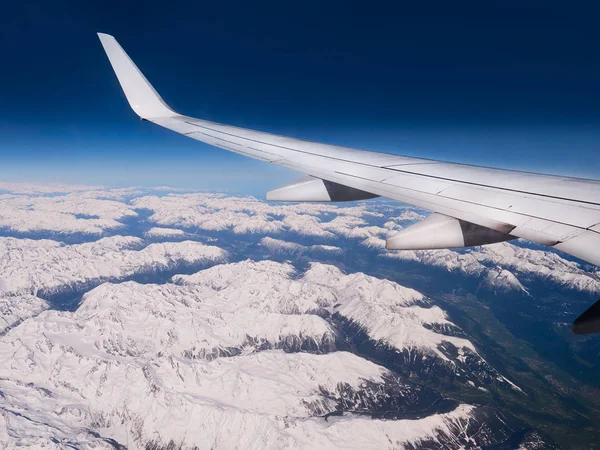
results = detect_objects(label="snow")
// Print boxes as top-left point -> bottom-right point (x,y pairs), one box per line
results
259,237 -> 343,256
283,405 -> 475,449
131,192 -> 383,239
0,183 -> 588,448
473,242 -> 600,294
482,267 -> 529,294
0,294 -> 49,335
0,236 -> 227,296
0,183 -> 595,297
130,191 -> 600,295
0,259 -> 482,448
145,227 -> 186,237
302,263 -> 476,357
382,241 -> 600,295
174,261 -> 486,363
0,192 -> 137,234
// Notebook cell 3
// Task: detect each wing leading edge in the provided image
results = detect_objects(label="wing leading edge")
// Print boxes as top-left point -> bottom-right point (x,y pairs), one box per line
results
97,33 -> 600,269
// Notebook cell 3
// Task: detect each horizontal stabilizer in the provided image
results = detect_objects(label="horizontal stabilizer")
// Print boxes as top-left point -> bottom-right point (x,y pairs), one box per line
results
386,213 -> 515,250
572,299 -> 600,334
266,177 -> 378,202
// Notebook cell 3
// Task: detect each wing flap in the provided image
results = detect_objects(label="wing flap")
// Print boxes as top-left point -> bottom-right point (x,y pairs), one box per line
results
383,173 -> 454,195
555,231 -> 600,266
437,185 -> 600,228
395,162 -> 600,206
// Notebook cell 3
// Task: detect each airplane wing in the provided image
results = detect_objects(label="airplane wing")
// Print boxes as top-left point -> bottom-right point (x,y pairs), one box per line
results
97,33 -> 600,272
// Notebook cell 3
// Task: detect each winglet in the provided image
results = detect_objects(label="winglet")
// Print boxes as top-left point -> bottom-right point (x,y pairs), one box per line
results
97,33 -> 176,119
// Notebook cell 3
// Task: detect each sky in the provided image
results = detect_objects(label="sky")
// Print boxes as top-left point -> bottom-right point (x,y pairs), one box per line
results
1,1 -> 600,194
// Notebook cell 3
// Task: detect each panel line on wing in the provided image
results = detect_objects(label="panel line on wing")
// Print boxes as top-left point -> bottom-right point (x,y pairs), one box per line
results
246,146 -> 284,158
384,166 -> 600,207
184,119 -> 600,208
197,132 -> 243,147
181,120 -> 386,168
179,118 -> 598,240
330,166 -> 592,241
334,171 -> 382,183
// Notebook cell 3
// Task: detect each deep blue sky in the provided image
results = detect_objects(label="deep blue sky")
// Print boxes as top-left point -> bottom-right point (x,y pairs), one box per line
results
1,1 -> 600,193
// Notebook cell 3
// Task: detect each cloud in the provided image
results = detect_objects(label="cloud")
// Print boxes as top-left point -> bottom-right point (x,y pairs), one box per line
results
0,181 -> 104,195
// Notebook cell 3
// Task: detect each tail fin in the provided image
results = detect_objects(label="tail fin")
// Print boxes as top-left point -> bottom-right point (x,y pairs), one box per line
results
97,33 -> 176,119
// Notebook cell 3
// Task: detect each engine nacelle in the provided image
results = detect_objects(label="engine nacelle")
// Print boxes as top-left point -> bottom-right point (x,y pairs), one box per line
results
386,213 -> 515,250
266,176 -> 379,202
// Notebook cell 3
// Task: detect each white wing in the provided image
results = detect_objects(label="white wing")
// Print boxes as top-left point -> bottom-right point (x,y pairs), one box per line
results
97,33 -> 600,268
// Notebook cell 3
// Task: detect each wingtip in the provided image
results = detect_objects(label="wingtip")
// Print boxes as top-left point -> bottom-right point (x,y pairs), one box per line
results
97,32 -> 114,40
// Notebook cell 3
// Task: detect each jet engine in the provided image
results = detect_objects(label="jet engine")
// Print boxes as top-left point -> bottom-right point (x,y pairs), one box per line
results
386,213 -> 515,250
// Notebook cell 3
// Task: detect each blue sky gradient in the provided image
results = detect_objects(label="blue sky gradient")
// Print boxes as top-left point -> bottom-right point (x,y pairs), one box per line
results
1,1 -> 600,194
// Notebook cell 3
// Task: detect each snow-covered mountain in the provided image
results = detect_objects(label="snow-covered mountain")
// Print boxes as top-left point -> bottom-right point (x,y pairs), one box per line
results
0,191 -> 137,234
130,191 -> 600,296
145,227 -> 186,238
382,242 -> 600,295
0,182 -> 593,448
259,236 -> 343,257
1,184 -> 597,297
0,294 -> 48,336
0,236 -> 226,297
0,235 -> 227,337
0,260 -> 547,449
